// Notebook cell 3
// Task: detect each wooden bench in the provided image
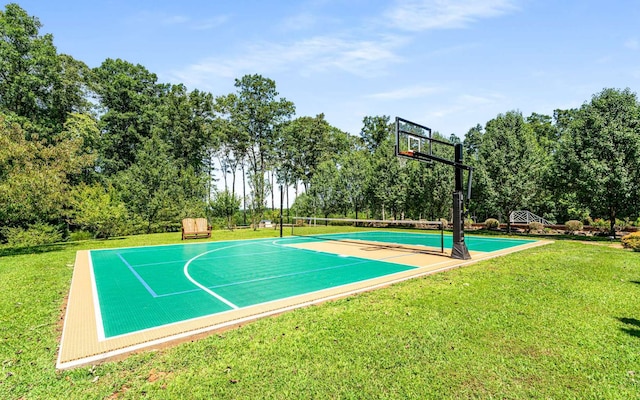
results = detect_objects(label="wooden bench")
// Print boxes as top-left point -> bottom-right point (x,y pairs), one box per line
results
181,218 -> 212,240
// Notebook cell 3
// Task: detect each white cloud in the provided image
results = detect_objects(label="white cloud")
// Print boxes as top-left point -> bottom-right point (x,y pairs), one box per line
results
425,92 -> 501,120
169,34 -> 407,89
161,15 -> 190,25
367,85 -> 441,100
279,13 -> 320,32
128,11 -> 228,30
191,15 -> 230,31
458,93 -> 495,105
387,0 -> 518,31
624,38 -> 639,50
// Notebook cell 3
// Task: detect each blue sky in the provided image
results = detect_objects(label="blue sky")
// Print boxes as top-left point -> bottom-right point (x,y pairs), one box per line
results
9,0 -> 640,138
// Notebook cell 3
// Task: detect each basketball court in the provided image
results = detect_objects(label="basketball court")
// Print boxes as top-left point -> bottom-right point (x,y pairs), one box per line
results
57,230 -> 549,369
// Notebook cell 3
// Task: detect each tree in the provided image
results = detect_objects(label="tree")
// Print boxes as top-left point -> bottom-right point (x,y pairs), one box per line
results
281,114 -> 342,192
115,134 -> 206,233
92,58 -> 167,174
360,115 -> 392,153
367,132 -> 407,220
0,4 -> 89,135
463,124 -> 483,161
157,84 -> 215,173
555,88 -> 640,233
463,124 -> 495,221
527,112 -> 558,153
216,74 -> 294,228
214,93 -> 250,198
477,111 -> 547,231
309,160 -> 346,219
61,112 -> 101,184
404,132 -> 455,221
0,113 -> 95,230
70,183 -> 128,238
337,149 -> 370,219
209,190 -> 241,230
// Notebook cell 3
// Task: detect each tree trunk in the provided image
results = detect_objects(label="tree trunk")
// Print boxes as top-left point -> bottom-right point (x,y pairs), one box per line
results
220,159 -> 228,193
286,178 -> 290,222
242,164 -> 246,225
271,170 -> 275,212
610,207 -> 616,237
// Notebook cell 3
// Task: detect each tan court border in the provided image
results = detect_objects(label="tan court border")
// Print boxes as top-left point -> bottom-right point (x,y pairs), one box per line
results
56,238 -> 552,369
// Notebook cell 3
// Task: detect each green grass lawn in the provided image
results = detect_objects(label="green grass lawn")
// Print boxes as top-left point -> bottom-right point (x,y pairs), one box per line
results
0,230 -> 639,399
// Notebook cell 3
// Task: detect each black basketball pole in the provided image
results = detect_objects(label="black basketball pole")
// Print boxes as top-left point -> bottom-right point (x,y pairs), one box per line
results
451,143 -> 471,260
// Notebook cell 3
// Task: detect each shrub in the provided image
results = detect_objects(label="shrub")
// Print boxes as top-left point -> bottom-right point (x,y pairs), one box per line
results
564,220 -> 584,234
484,218 -> 500,229
440,218 -> 449,228
528,221 -> 544,234
1,222 -> 63,247
464,218 -> 474,228
68,230 -> 93,242
621,232 -> 640,252
591,218 -> 609,233
71,183 -> 129,238
615,218 -> 633,231
635,217 -> 640,227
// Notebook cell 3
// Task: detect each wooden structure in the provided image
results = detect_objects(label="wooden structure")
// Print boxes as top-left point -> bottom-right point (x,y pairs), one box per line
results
181,218 -> 212,240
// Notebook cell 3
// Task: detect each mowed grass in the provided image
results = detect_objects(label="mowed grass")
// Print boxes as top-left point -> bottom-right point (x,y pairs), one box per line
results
0,230 -> 639,399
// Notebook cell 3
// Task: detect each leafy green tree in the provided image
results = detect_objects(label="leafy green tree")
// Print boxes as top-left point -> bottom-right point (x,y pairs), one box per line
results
477,111 -> 547,231
555,88 -> 640,233
527,113 -> 558,153
281,114 -> 344,192
0,4 -> 90,135
70,183 -> 128,238
463,124 -> 495,221
157,84 -> 215,173
0,113 -> 95,230
360,115 -> 392,153
463,124 -> 483,161
60,112 -> 101,184
404,132 -> 455,221
92,58 -> 167,174
214,93 -> 250,197
309,160 -> 345,219
115,134 -> 206,233
216,74 -> 294,227
337,148 -> 370,219
366,127 -> 407,220
209,190 -> 241,230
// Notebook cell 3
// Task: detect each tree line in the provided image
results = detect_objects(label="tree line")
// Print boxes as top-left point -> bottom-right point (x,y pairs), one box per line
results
1,4 -> 639,244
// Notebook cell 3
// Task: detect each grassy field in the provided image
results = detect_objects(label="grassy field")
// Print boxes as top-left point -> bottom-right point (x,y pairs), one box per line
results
0,229 -> 639,399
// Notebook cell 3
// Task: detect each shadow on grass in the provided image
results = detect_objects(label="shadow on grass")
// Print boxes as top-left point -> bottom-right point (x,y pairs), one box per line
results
469,228 -> 621,243
0,242 -> 71,258
618,317 -> 640,339
0,237 -> 126,258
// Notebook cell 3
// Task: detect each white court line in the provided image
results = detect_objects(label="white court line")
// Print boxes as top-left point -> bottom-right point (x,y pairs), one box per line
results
182,244 -> 250,310
88,253 -> 106,341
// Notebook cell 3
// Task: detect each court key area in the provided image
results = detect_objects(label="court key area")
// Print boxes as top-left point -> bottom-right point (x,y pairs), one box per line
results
57,231 -> 549,369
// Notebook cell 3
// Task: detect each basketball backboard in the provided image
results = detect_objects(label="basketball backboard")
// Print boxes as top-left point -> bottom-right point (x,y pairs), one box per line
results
395,117 -> 433,164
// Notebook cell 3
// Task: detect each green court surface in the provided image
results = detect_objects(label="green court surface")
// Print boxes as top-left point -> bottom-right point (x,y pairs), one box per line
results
90,233 -> 535,338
